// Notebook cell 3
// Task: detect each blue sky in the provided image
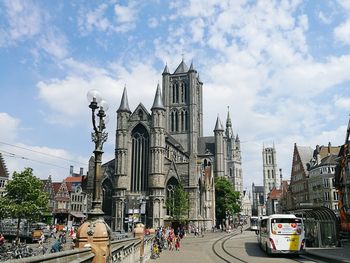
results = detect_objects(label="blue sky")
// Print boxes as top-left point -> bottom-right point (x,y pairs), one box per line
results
0,0 -> 350,190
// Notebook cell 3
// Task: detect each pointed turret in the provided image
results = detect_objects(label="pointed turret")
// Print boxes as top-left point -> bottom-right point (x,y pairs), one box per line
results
236,134 -> 240,141
214,116 -> 224,131
189,61 -> 196,72
151,83 -> 165,110
162,63 -> 169,75
117,86 -> 131,113
226,108 -> 232,127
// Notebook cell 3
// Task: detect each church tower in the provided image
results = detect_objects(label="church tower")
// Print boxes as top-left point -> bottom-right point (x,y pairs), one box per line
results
262,144 -> 280,201
114,87 -> 131,231
162,60 -> 203,154
224,109 -> 243,195
149,84 -> 166,227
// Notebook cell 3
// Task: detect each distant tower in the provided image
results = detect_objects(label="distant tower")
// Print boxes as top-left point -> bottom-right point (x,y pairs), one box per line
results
262,144 -> 280,201
225,108 -> 243,195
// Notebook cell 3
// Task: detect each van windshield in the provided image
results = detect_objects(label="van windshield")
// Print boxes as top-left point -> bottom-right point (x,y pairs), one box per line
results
271,218 -> 303,235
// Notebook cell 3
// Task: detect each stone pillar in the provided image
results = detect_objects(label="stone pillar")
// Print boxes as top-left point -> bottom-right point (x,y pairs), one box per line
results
76,218 -> 110,263
133,223 -> 145,262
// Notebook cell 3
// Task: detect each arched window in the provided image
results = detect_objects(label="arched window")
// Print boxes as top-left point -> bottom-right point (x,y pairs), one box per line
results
180,109 -> 188,131
175,111 -> 179,131
131,124 -> 149,192
166,177 -> 179,216
173,82 -> 179,103
181,82 -> 187,103
172,84 -> 176,103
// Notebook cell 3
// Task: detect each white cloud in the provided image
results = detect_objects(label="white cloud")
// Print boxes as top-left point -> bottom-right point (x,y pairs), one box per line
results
334,19 -> 350,44
78,2 -> 140,34
3,0 -> 42,41
0,113 -> 20,143
37,58 -> 160,127
38,27 -> 68,59
334,96 -> 350,109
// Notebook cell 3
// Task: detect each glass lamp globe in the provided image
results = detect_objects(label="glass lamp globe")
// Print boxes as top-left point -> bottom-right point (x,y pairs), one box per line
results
100,100 -> 109,112
87,89 -> 102,104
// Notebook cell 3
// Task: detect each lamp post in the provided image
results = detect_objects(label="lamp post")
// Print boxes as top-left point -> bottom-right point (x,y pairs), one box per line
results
76,90 -> 110,263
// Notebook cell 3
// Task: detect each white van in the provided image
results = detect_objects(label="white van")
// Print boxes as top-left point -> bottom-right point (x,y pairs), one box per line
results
256,214 -> 305,255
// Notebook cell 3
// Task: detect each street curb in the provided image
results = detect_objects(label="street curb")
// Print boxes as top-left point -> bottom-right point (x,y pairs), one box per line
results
305,250 -> 350,263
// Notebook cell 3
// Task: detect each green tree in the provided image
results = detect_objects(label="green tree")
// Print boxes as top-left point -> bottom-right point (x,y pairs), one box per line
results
165,184 -> 189,223
215,176 -> 241,226
0,168 -> 49,240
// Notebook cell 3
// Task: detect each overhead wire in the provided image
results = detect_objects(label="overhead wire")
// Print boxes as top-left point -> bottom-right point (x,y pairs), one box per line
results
0,141 -> 86,165
0,149 -> 71,170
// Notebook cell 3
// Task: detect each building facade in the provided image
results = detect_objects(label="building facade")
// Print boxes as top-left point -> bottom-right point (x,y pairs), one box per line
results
252,183 -> 265,216
308,144 -> 340,212
289,144 -> 313,209
85,60 -> 244,231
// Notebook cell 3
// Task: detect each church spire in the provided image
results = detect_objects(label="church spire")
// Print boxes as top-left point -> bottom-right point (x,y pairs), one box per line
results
117,86 -> 131,113
214,116 -> 224,131
225,106 -> 234,138
151,83 -> 165,110
162,63 -> 169,75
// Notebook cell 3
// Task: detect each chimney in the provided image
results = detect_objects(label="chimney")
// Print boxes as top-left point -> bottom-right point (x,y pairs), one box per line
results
328,142 -> 331,156
316,145 -> 321,164
69,165 -> 74,176
80,167 -> 83,176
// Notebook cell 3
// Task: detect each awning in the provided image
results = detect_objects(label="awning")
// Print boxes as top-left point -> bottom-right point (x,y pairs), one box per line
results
70,212 -> 86,218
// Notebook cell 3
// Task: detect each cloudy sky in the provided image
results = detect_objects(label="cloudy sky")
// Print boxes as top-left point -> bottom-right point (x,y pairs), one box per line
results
0,0 -> 350,190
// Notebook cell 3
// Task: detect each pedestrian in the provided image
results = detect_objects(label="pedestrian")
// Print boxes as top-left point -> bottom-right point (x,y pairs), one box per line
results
175,236 -> 180,251
0,233 -> 5,247
51,239 -> 63,253
38,232 -> 45,248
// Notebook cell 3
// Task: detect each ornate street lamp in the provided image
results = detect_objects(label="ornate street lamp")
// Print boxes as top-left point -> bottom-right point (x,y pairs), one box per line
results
87,89 -> 109,217
76,90 -> 110,263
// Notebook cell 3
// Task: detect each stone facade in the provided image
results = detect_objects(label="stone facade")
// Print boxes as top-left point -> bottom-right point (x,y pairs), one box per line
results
262,145 -> 281,201
89,60 -> 243,231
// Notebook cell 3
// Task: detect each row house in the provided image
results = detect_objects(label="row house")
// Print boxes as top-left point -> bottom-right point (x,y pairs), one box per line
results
334,118 -> 350,232
308,144 -> 340,212
41,166 -> 87,226
289,144 -> 313,208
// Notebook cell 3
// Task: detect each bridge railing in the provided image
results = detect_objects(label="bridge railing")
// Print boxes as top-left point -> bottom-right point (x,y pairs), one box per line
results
7,235 -> 153,263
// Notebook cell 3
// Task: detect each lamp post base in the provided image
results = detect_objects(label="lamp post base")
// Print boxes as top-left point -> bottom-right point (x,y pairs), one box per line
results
76,218 -> 111,263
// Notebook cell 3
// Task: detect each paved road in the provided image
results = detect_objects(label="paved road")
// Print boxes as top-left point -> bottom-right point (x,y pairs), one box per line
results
151,230 -> 329,263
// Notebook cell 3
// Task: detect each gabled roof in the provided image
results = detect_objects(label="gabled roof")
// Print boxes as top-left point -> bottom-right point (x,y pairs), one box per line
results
174,60 -> 189,74
0,153 -> 9,178
52,182 -> 62,195
197,136 -> 215,155
65,176 -> 83,183
268,187 -> 282,200
296,145 -> 313,172
318,145 -> 340,158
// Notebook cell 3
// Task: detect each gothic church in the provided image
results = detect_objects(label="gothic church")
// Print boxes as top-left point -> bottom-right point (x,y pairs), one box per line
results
88,60 -> 243,231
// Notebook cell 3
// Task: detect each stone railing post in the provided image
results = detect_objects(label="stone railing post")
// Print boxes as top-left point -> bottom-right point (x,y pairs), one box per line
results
133,223 -> 145,262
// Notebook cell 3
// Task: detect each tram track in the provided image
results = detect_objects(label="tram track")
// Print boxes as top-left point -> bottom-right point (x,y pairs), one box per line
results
211,230 -> 249,263
212,230 -> 326,263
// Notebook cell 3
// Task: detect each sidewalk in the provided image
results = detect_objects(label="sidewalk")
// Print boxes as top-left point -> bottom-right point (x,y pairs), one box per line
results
305,243 -> 350,263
